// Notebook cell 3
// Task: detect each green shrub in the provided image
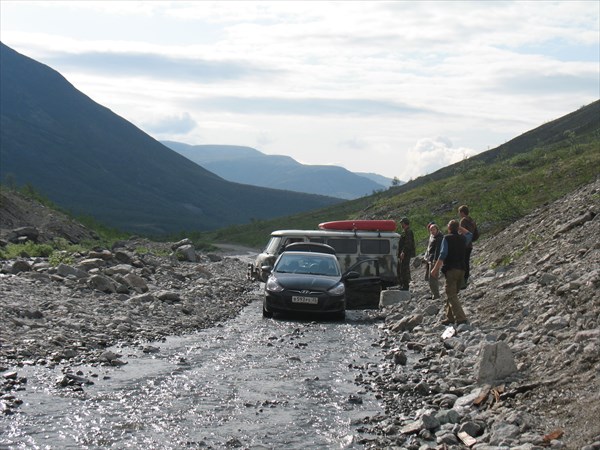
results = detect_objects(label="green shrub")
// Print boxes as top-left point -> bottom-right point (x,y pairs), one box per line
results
48,251 -> 74,267
0,242 -> 54,259
0,239 -> 84,266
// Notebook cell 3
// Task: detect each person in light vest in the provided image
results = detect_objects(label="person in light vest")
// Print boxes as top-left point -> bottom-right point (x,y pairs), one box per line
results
430,219 -> 472,325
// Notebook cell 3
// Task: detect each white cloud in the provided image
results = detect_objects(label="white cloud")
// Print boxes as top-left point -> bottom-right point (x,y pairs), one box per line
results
142,112 -> 197,136
1,1 -> 598,179
405,137 -> 477,180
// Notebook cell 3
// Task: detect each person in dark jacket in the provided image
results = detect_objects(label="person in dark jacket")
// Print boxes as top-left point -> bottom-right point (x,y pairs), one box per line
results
430,219 -> 472,325
424,222 -> 443,299
458,205 -> 477,288
397,217 -> 415,290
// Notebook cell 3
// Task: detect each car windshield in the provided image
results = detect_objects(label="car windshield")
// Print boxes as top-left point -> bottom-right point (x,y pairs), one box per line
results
275,253 -> 340,276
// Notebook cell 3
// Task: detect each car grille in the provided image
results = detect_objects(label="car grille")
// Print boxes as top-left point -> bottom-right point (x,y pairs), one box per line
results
288,289 -> 322,295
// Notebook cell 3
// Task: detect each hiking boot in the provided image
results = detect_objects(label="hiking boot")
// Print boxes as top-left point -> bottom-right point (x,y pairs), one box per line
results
439,319 -> 453,325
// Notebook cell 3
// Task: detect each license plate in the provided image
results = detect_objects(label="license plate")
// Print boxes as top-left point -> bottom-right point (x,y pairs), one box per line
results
291,296 -> 319,304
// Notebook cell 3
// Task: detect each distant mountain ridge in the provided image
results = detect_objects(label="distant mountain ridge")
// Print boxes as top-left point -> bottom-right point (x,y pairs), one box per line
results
204,99 -> 599,249
0,42 -> 341,234
161,141 -> 393,199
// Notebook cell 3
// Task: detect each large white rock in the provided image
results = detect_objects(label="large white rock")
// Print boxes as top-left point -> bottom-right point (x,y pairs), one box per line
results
476,341 -> 518,384
379,289 -> 410,307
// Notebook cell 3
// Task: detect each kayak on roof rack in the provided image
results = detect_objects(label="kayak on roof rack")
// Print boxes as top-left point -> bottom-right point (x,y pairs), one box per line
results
318,220 -> 397,232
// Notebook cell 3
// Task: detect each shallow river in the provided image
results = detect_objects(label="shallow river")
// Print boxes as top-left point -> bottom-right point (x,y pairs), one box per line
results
1,300 -> 385,449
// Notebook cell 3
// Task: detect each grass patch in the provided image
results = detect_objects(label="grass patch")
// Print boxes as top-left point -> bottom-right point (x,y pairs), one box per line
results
0,239 -> 86,266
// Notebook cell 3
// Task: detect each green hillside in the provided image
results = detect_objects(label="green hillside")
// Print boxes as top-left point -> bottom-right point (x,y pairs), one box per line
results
200,100 -> 600,251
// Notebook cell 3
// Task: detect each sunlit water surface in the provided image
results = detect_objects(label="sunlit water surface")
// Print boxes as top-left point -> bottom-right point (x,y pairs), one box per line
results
1,301 -> 384,449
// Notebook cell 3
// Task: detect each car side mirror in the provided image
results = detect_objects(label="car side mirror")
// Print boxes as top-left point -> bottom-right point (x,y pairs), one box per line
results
343,271 -> 360,280
261,265 -> 273,274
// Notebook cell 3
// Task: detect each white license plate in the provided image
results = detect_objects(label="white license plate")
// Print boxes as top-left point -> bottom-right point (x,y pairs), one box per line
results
291,296 -> 319,304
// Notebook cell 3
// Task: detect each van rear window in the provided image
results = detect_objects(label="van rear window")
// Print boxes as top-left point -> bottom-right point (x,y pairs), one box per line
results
361,239 -> 390,254
326,238 -> 357,253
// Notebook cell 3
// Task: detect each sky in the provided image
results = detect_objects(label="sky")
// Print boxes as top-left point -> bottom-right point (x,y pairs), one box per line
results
1,1 -> 598,181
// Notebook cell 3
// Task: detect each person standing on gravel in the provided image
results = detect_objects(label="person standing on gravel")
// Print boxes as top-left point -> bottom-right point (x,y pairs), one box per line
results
397,217 -> 416,290
424,222 -> 443,299
430,219 -> 472,325
458,205 -> 478,289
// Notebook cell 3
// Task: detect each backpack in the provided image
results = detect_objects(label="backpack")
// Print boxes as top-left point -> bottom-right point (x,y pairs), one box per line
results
471,220 -> 480,242
463,216 -> 479,242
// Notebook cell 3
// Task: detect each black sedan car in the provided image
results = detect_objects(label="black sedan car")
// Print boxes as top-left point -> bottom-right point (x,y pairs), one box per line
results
262,243 -> 382,319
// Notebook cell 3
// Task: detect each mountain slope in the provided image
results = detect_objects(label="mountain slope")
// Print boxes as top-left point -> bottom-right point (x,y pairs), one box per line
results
0,43 -> 341,234
201,100 -> 600,249
355,172 -> 396,188
162,141 -> 388,199
379,100 -> 600,196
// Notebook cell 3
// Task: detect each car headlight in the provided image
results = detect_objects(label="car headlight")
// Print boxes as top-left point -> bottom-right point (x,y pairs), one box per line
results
328,282 -> 345,296
266,276 -> 284,293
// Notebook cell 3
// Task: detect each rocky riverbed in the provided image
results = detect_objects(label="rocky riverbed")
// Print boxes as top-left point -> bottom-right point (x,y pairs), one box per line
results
0,238 -> 257,417
359,179 -> 600,449
1,180 -> 599,449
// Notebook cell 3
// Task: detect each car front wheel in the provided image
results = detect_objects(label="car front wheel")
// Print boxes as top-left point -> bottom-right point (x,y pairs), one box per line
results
332,310 -> 345,321
262,303 -> 273,318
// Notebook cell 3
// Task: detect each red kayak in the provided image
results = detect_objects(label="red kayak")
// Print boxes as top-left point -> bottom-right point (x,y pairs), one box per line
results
318,220 -> 397,232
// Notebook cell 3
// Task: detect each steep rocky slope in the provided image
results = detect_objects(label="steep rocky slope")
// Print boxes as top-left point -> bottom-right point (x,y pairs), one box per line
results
364,178 -> 599,448
0,189 -> 99,244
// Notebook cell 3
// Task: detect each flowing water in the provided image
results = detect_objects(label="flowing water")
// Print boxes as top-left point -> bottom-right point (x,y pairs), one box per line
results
1,301 -> 384,449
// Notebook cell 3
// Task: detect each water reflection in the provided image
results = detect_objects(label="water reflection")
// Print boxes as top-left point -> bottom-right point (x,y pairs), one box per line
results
1,302 -> 383,449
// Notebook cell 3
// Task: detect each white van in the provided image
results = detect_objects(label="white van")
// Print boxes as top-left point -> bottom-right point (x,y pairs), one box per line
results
248,228 -> 400,288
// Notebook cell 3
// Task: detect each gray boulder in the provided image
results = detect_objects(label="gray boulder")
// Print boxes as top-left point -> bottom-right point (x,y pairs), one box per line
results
476,341 -> 518,384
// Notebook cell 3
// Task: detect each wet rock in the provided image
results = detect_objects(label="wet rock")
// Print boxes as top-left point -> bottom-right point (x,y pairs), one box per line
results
98,351 -> 122,363
348,394 -> 363,404
56,373 -> 94,387
392,350 -> 407,366
142,346 -> 160,354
